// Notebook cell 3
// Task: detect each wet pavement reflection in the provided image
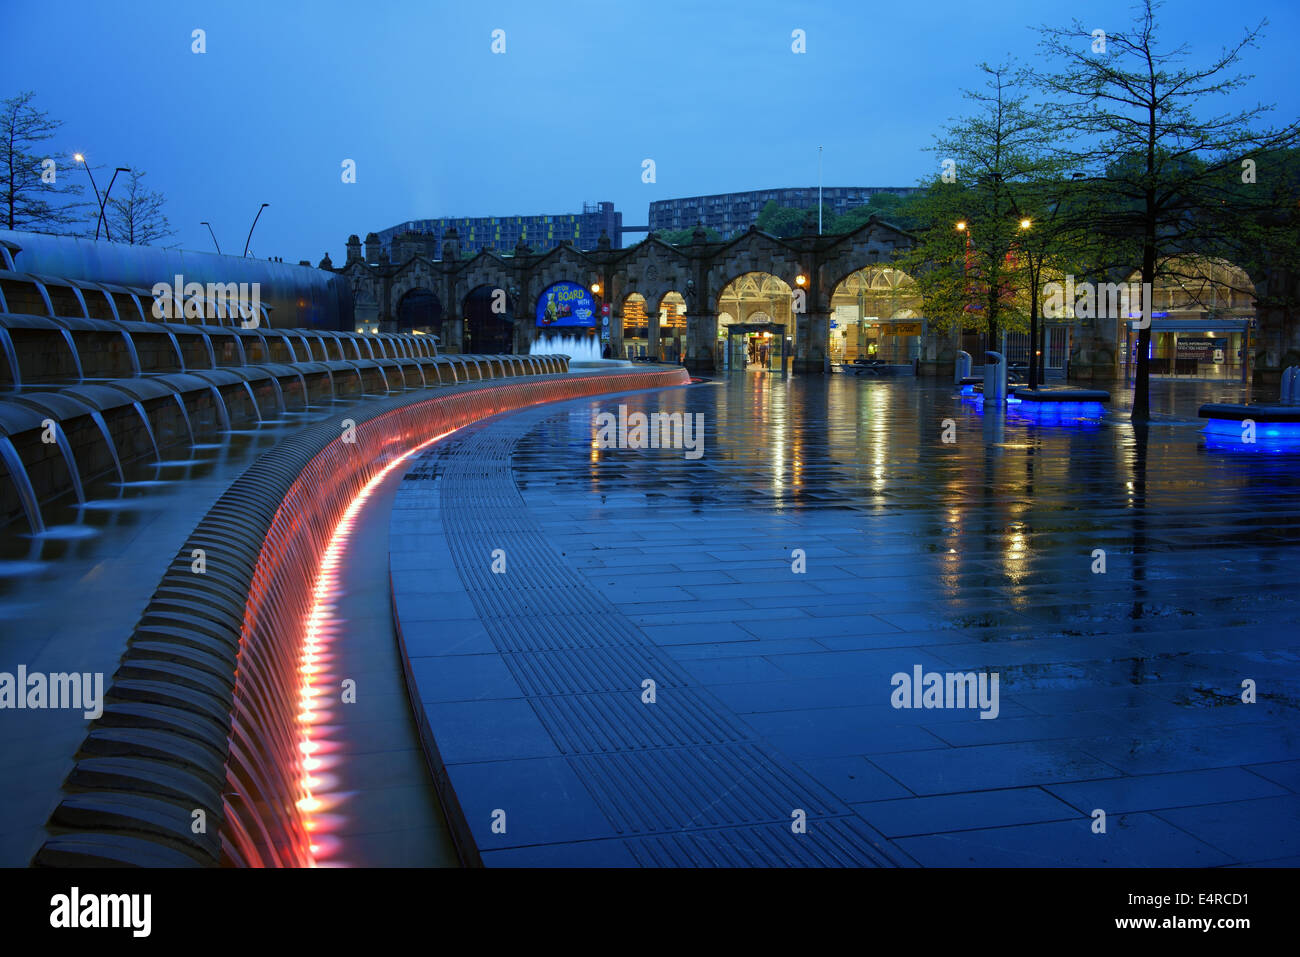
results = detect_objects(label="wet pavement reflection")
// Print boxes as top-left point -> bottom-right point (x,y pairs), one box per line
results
504,373 -> 1300,865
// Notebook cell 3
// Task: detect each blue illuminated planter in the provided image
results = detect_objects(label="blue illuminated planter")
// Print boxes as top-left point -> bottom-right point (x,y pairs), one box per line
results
1199,403 -> 1300,447
1009,387 -> 1109,419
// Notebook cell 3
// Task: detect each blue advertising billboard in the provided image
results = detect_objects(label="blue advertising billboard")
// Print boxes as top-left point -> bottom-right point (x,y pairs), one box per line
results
536,281 -> 595,328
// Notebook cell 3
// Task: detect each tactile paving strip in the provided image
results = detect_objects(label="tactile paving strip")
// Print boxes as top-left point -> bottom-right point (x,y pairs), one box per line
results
401,401 -> 911,867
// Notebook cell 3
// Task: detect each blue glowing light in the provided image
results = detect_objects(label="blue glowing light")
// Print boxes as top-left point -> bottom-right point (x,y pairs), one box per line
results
1015,401 -> 1107,416
1202,418 -> 1300,441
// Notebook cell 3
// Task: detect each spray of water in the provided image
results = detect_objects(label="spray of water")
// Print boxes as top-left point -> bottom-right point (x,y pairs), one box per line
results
528,336 -> 603,362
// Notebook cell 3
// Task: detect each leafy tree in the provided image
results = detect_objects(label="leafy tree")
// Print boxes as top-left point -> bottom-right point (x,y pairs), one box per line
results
658,225 -> 723,244
828,192 -> 926,233
755,200 -> 812,238
0,91 -> 86,232
1033,0 -> 1300,420
896,62 -> 1060,344
104,168 -> 173,245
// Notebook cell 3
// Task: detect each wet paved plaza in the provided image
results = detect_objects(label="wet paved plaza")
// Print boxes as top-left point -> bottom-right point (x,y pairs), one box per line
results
393,373 -> 1300,866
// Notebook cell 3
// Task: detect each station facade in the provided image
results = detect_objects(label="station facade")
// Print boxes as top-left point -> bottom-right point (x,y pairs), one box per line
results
331,220 -> 1298,385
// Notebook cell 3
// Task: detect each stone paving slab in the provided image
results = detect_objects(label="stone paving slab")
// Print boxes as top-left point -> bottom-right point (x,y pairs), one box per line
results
390,378 -> 1300,866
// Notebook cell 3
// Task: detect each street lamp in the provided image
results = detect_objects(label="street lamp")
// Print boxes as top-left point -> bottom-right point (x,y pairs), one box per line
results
100,167 -> 130,241
200,222 -> 222,254
243,203 -> 269,257
73,154 -> 104,239
1017,216 -> 1042,387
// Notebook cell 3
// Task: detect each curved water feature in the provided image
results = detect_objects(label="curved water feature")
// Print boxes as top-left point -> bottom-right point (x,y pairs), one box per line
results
0,435 -> 44,533
131,401 -> 160,462
528,334 -> 633,369
24,363 -> 685,866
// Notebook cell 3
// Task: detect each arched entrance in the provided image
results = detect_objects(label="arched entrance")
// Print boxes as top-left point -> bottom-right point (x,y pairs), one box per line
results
1120,256 -> 1257,381
655,292 -> 687,362
463,284 -> 515,354
395,288 -> 443,338
717,273 -> 792,371
622,293 -> 650,358
828,266 -> 922,365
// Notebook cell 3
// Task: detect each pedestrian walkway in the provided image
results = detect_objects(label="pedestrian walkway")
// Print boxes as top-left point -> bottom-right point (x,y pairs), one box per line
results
389,377 -> 1300,866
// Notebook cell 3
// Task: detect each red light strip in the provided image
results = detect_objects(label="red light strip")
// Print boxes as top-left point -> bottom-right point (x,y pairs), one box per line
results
295,427 -> 458,865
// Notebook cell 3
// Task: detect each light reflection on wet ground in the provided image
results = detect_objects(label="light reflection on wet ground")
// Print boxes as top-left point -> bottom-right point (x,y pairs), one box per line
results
507,374 -> 1300,865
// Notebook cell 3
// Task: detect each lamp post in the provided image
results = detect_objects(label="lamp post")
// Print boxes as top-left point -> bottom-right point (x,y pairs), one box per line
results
200,222 -> 222,254
243,203 -> 269,257
817,146 -> 823,235
73,154 -> 103,239
99,167 -> 129,241
1016,217 -> 1042,388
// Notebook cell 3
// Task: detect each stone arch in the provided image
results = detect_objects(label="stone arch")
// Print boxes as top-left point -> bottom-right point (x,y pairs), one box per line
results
394,287 -> 443,337
1117,255 -> 1259,380
827,265 -> 922,364
816,219 -> 916,311
617,238 -> 692,313
462,284 -> 515,354
388,260 -> 441,326
705,232 -> 803,309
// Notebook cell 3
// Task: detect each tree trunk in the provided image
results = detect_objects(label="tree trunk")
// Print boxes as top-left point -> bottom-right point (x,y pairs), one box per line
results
1132,234 -> 1157,422
1028,264 -> 1039,389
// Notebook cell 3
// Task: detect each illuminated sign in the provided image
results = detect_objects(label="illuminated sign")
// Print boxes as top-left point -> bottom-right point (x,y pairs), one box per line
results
1176,337 -> 1217,360
536,281 -> 595,328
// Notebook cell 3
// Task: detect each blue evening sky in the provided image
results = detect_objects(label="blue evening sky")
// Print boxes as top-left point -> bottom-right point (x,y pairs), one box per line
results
3,0 -> 1297,261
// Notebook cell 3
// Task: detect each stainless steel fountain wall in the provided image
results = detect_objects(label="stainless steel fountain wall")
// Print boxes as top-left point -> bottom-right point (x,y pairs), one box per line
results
32,365 -> 690,866
0,293 -> 569,531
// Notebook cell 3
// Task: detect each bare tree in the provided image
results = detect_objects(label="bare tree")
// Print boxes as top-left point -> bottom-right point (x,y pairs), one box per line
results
105,168 -> 173,246
0,90 -> 86,232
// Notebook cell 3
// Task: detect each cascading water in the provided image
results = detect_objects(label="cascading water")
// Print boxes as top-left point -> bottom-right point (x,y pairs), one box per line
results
268,376 -> 286,413
131,401 -> 160,461
58,329 -> 84,382
0,436 -> 43,534
209,386 -> 232,431
173,394 -> 195,447
199,332 -> 217,369
51,422 -> 85,505
165,330 -> 186,371
0,327 -> 20,388
120,329 -> 142,376
89,411 -> 125,482
293,371 -> 310,410
241,382 -> 263,423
